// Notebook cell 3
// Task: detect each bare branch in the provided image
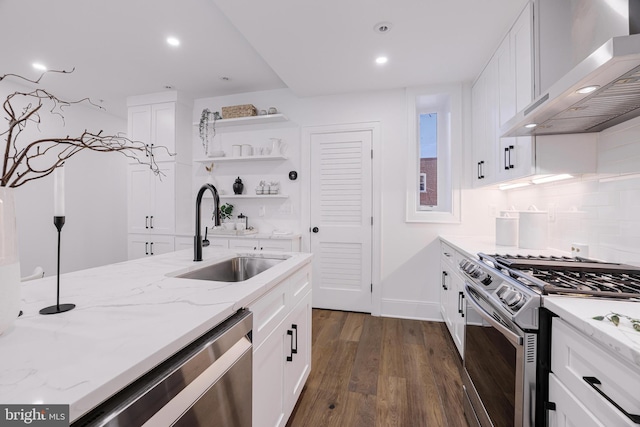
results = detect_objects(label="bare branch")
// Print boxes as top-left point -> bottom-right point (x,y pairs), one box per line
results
1,70 -> 173,188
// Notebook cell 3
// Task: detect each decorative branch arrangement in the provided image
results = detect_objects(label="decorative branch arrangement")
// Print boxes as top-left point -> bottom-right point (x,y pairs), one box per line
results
1,69 -> 172,188
593,312 -> 640,332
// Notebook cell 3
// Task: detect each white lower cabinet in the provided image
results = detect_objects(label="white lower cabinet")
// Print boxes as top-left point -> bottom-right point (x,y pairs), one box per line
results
249,264 -> 312,427
440,241 -> 465,357
549,318 -> 640,426
548,373 -> 604,427
127,234 -> 174,259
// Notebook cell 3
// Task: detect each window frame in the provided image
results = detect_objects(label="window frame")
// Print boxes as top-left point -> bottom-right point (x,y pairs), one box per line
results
405,83 -> 462,223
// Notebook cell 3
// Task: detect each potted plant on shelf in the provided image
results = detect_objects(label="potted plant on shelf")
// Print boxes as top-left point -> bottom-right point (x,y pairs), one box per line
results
199,109 -> 222,157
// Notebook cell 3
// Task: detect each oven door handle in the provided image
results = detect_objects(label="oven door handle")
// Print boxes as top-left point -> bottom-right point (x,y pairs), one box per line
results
465,284 -> 523,346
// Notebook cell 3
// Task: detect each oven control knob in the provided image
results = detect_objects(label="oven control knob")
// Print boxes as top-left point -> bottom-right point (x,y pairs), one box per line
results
458,260 -> 468,270
480,275 -> 493,286
504,290 -> 524,309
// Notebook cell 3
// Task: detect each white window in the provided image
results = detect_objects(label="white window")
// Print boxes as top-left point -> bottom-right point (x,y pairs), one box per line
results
405,84 -> 462,223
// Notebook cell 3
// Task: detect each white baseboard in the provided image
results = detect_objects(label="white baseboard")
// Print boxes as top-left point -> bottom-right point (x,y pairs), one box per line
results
380,299 -> 443,322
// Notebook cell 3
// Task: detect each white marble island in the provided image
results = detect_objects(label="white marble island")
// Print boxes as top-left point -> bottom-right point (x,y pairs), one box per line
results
0,248 -> 312,422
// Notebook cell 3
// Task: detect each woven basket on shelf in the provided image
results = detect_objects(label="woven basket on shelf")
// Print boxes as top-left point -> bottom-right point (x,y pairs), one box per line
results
221,104 -> 257,119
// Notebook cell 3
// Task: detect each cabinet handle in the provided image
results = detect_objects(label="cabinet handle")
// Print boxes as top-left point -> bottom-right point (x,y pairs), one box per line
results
504,147 -> 509,170
442,271 -> 448,290
150,242 -> 154,255
145,144 -> 150,158
545,401 -> 556,426
145,216 -> 149,229
145,242 -> 149,255
260,247 -> 263,251
458,292 -> 465,317
291,324 -> 298,354
253,246 -> 257,250
477,162 -> 481,179
479,161 -> 485,179
583,376 -> 640,423
286,329 -> 294,362
150,215 -> 154,229
508,145 -> 514,169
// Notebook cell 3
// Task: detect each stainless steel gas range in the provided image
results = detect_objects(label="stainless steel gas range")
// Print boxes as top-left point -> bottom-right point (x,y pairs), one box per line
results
458,253 -> 640,427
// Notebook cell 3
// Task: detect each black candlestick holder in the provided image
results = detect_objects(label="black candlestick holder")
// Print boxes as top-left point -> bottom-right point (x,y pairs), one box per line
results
40,216 -> 75,315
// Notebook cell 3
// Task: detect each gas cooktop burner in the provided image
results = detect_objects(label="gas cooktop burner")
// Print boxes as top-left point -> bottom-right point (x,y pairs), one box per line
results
478,253 -> 640,298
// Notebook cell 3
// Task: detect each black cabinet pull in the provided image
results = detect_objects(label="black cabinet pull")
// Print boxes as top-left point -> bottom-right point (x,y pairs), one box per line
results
504,147 -> 509,170
291,324 -> 298,354
508,145 -> 514,169
286,330 -> 294,362
583,376 -> 640,423
150,215 -> 154,229
145,144 -> 150,157
145,242 -> 149,255
145,216 -> 149,229
479,161 -> 485,179
312,227 -> 319,233
442,271 -> 448,290
477,162 -> 481,179
458,292 -> 465,317
150,242 -> 154,255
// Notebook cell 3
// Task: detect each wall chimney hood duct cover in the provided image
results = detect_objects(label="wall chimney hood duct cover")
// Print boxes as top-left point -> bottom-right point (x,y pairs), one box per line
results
502,34 -> 640,137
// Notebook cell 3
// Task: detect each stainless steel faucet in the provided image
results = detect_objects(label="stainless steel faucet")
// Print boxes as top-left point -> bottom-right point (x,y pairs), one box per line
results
194,184 -> 221,261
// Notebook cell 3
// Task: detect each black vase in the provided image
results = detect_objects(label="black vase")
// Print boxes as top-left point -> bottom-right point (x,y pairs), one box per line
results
233,177 -> 244,195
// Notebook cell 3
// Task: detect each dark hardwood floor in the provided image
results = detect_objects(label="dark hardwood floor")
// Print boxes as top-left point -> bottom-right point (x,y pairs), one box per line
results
286,309 -> 469,427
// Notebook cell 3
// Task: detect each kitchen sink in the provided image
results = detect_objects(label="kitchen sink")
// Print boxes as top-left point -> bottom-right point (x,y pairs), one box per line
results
176,255 -> 289,282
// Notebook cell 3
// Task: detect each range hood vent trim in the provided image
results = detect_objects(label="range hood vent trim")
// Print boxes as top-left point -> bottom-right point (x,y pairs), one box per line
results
501,34 -> 640,137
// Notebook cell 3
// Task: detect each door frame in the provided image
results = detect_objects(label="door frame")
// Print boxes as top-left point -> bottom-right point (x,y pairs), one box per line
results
301,122 -> 382,316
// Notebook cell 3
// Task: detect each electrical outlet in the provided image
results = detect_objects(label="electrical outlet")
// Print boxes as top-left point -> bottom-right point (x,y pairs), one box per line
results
548,203 -> 556,222
279,202 -> 293,215
259,206 -> 266,217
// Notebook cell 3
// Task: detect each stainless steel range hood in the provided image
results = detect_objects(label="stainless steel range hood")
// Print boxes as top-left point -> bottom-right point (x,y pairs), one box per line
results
502,33 -> 640,137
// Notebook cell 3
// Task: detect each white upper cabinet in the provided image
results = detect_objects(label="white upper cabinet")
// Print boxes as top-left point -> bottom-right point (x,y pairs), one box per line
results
472,2 -> 538,187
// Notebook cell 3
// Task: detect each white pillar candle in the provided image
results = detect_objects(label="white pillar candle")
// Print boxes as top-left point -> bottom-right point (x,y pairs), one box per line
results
53,167 -> 65,217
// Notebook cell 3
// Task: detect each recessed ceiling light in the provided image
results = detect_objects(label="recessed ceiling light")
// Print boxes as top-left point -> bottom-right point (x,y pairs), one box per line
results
576,85 -> 599,94
375,56 -> 388,65
524,123 -> 537,129
32,63 -> 47,71
373,22 -> 393,34
166,37 -> 180,47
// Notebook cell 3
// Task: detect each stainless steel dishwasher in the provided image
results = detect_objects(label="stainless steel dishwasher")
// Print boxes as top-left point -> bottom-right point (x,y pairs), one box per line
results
72,309 -> 252,427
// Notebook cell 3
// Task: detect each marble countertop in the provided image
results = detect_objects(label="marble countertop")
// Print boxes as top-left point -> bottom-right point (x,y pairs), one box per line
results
0,248 -> 312,421
440,235 -> 640,371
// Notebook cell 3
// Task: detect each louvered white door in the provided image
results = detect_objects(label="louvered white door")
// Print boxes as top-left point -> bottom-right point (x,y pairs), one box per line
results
310,130 -> 372,313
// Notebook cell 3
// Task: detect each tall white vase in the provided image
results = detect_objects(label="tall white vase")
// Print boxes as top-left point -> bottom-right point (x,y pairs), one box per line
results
0,187 -> 21,335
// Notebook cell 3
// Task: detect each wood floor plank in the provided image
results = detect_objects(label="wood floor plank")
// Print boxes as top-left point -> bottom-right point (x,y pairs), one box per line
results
375,375 -> 407,427
379,317 -> 406,379
403,342 -> 448,426
339,312 -> 365,342
348,315 -> 383,396
422,321 -> 468,427
287,310 -> 468,427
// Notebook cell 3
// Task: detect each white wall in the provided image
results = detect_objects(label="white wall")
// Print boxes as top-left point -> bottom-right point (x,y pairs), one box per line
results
0,78 -> 129,277
193,87 -> 504,320
504,116 -> 640,265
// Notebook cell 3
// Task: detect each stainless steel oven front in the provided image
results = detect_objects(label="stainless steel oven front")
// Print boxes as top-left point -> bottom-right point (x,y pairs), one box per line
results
462,279 -> 538,427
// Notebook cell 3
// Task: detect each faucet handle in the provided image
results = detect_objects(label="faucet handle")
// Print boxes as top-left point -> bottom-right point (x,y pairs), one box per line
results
203,226 -> 210,247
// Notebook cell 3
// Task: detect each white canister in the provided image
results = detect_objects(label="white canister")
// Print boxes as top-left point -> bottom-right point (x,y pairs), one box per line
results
232,145 -> 242,157
241,144 -> 253,156
496,216 -> 518,246
518,207 -> 548,249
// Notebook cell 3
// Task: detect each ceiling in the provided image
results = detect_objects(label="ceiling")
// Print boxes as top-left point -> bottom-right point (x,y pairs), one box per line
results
0,0 -> 527,119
